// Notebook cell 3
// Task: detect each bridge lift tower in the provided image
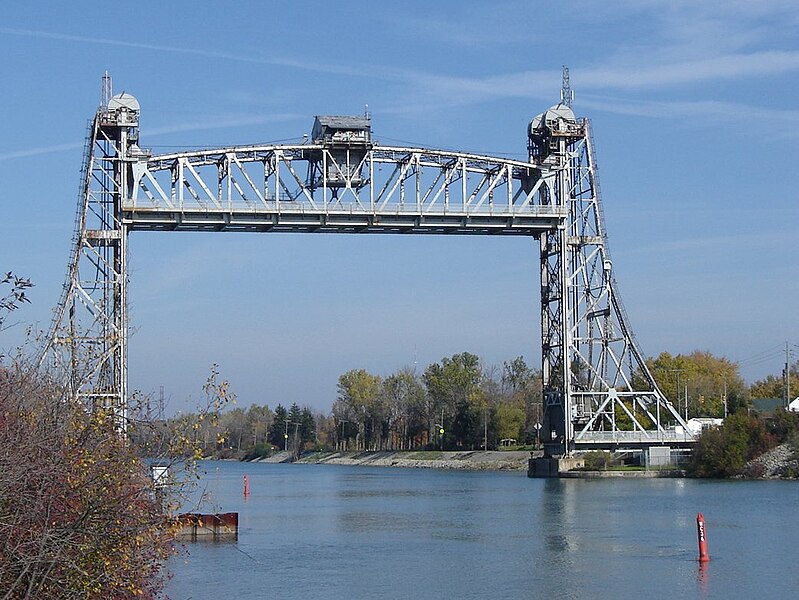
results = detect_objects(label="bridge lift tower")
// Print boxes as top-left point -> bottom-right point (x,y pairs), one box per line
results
40,73 -> 691,453
529,74 -> 689,456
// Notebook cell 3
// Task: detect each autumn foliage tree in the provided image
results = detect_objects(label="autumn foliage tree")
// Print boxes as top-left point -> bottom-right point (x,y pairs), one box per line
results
334,369 -> 383,450
0,273 -> 216,599
750,360 -> 799,402
688,411 -> 774,478
0,362 -> 170,599
647,350 -> 749,417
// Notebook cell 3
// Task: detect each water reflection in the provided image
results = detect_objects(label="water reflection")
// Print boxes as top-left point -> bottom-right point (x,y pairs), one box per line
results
696,560 -> 710,596
532,479 -> 582,599
540,478 -> 580,553
167,462 -> 799,600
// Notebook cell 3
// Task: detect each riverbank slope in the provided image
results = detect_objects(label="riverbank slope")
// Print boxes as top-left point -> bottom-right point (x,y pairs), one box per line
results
256,450 -> 534,471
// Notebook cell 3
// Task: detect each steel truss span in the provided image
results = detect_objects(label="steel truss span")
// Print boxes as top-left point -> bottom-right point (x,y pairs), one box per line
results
40,81 -> 692,453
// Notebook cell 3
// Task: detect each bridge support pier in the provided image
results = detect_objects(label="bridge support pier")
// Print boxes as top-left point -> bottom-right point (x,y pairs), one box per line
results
527,455 -> 586,478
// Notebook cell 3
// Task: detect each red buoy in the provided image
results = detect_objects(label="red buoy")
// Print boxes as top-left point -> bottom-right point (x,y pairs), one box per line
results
243,474 -> 250,498
696,512 -> 710,562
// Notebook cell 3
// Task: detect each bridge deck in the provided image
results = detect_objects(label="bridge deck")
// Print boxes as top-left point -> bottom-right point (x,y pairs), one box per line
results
122,203 -> 567,235
575,430 -> 696,449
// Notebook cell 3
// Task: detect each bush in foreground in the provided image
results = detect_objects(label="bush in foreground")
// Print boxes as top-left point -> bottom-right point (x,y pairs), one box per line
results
0,364 -> 172,599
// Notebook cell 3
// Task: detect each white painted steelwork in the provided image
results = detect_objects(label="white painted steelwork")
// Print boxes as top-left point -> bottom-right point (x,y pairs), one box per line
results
125,145 -> 565,234
529,101 -> 688,455
41,76 -> 691,451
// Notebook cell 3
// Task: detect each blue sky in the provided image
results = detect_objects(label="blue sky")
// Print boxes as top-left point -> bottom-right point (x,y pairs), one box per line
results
1,1 -> 797,414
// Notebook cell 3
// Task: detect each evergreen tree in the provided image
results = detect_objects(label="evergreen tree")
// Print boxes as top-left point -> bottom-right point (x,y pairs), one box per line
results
300,407 -> 316,445
269,404 -> 289,448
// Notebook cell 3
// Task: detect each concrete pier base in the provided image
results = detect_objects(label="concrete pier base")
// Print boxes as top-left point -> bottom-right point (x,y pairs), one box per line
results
527,456 -> 585,477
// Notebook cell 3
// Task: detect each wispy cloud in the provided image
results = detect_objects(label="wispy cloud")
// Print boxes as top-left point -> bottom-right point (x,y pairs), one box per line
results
366,2 -> 799,119
375,47 -> 799,133
144,113 -> 304,137
614,229 -> 797,259
576,52 -> 799,90
7,24 -> 796,120
578,96 -> 799,136
400,48 -> 799,104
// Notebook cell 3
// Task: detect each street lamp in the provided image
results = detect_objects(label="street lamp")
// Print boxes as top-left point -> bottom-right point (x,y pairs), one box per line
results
435,423 -> 445,451
436,408 -> 445,451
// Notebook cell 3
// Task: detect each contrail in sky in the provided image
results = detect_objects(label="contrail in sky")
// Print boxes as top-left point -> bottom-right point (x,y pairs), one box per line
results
0,115 -> 304,162
0,142 -> 83,162
0,27 -> 398,80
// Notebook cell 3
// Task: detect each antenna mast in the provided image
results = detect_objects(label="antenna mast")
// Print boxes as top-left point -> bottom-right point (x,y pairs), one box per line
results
101,71 -> 112,109
560,65 -> 573,107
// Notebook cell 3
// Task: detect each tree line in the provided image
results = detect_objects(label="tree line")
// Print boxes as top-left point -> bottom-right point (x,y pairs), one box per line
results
161,352 -> 544,457
158,350 -> 799,460
332,353 -> 541,451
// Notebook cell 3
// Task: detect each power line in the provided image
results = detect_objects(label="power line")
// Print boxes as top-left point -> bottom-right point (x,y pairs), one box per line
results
147,136 -> 306,149
375,134 -> 526,158
737,343 -> 786,367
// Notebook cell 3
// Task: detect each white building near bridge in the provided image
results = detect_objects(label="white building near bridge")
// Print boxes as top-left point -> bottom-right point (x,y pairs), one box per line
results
685,418 -> 724,436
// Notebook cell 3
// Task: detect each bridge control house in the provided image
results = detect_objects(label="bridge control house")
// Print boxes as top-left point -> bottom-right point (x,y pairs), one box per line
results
308,115 -> 372,189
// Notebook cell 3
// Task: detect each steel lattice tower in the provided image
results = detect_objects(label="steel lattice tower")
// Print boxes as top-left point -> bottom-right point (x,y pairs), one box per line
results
530,100 -> 687,456
40,87 -> 138,428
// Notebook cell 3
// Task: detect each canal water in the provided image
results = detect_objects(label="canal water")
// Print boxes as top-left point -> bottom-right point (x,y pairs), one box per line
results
165,461 -> 798,599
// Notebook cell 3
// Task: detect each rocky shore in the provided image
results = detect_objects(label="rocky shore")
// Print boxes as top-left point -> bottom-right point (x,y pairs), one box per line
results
742,444 -> 799,479
251,446 -> 799,479
255,450 -> 533,471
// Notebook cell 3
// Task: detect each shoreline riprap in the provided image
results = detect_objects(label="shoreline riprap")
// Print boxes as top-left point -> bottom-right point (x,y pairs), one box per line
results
253,449 -> 534,471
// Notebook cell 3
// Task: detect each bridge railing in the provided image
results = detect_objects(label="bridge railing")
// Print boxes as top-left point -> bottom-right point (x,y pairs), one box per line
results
576,430 -> 697,445
123,198 -> 569,216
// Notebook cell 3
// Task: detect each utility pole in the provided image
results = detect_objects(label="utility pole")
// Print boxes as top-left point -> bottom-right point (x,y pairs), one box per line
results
684,382 -> 689,421
668,369 -> 685,415
483,404 -> 488,451
723,380 -> 728,419
785,342 -> 791,407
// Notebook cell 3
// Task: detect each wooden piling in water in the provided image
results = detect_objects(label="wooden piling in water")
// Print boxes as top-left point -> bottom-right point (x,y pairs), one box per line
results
173,512 -> 238,540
